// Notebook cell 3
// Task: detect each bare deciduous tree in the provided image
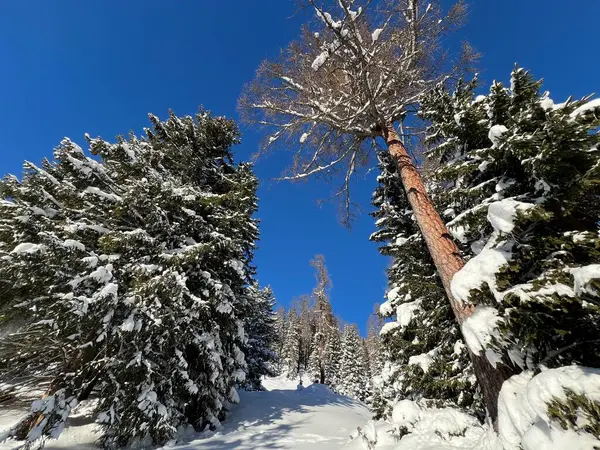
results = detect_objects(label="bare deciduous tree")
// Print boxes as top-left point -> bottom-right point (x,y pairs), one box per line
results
240,0 -> 512,423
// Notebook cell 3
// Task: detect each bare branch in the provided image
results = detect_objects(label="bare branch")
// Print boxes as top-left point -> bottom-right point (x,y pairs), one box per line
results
239,0 -> 474,224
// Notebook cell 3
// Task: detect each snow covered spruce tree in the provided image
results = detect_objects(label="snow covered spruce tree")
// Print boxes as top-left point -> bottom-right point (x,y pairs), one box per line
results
305,255 -> 337,384
281,308 -> 302,379
365,307 -> 383,378
421,68 -> 600,442
272,307 -> 287,374
370,151 -> 481,419
241,284 -> 278,391
239,0 -> 510,419
0,110 -> 259,447
323,325 -> 342,388
338,325 -> 370,403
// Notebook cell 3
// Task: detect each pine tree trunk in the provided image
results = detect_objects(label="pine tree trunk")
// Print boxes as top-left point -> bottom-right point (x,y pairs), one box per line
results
382,123 -> 513,424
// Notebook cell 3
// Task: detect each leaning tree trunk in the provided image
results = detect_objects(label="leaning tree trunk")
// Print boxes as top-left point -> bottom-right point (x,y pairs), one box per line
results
12,345 -> 98,441
382,123 -> 515,424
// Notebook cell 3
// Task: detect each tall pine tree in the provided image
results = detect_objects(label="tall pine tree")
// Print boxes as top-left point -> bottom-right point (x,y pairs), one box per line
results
370,151 -> 480,419
306,255 -> 336,384
281,309 -> 301,379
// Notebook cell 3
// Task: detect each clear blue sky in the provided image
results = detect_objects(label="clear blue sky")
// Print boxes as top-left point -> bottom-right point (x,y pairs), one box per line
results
1,1 -> 598,334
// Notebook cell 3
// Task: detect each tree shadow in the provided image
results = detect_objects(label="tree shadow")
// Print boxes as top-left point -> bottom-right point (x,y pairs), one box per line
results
170,385 -> 362,449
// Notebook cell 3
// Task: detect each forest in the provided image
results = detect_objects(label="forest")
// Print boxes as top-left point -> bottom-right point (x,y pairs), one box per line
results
0,1 -> 598,449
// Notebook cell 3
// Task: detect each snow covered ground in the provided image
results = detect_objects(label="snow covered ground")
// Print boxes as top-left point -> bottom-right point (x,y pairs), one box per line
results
0,376 -> 370,449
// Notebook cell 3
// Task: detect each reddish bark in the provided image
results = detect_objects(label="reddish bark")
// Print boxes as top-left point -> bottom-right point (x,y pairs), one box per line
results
383,123 -> 514,424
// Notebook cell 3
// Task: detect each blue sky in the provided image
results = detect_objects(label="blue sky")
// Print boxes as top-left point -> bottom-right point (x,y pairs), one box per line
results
1,1 -> 598,333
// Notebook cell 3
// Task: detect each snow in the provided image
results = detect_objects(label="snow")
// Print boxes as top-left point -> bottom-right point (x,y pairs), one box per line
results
460,306 -> 501,358
300,132 -> 309,143
83,186 -> 122,202
487,198 -> 534,234
11,243 -> 45,254
176,378 -> 369,449
408,353 -> 434,373
386,286 -> 401,302
451,245 -> 512,303
63,239 -> 86,251
570,98 -> 600,118
567,264 -> 600,295
348,400 -> 498,450
371,28 -> 382,42
488,125 -> 508,148
539,97 -> 555,111
478,160 -> 491,172
7,371 -> 597,450
312,51 -> 329,71
89,264 -> 113,283
380,321 -> 400,335
497,366 -> 600,450
396,299 -> 420,329
379,300 -> 393,316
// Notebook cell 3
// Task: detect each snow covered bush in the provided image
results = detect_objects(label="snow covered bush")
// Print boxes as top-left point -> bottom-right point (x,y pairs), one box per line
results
349,399 -> 496,450
0,110 -> 259,447
370,151 -> 481,419
498,366 -> 600,449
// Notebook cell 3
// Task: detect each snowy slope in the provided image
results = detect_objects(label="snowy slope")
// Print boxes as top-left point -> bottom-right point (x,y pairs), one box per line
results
172,378 -> 370,449
0,377 -> 370,450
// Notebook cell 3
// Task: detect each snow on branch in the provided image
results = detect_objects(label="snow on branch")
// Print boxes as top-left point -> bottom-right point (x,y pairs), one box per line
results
239,0 -> 473,224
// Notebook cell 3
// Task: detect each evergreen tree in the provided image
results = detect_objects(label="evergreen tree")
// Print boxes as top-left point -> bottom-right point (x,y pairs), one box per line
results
365,307 -> 384,377
305,255 -> 335,384
421,67 -> 600,434
323,326 -> 342,389
273,307 -> 287,374
0,110 -> 259,447
242,285 -> 278,391
281,309 -> 301,379
370,151 -> 480,419
338,325 -> 370,403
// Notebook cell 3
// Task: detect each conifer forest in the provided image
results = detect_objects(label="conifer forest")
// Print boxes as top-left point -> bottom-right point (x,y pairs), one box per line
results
0,1 -> 598,449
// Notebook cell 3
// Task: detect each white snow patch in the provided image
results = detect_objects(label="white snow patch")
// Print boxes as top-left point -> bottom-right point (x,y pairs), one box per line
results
567,264 -> 600,295
460,306 -> 501,354
89,264 -> 113,283
540,98 -> 554,111
63,239 -> 86,251
451,246 -> 512,302
349,400 -> 495,450
408,353 -> 434,373
380,321 -> 400,335
570,98 -> 600,118
386,286 -> 401,302
379,300 -> 393,317
83,187 -> 121,202
396,299 -> 420,329
487,198 -> 534,234
299,132 -> 309,143
371,28 -> 382,42
488,125 -> 508,148
498,366 -> 600,450
311,51 -> 329,71
11,243 -> 45,254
